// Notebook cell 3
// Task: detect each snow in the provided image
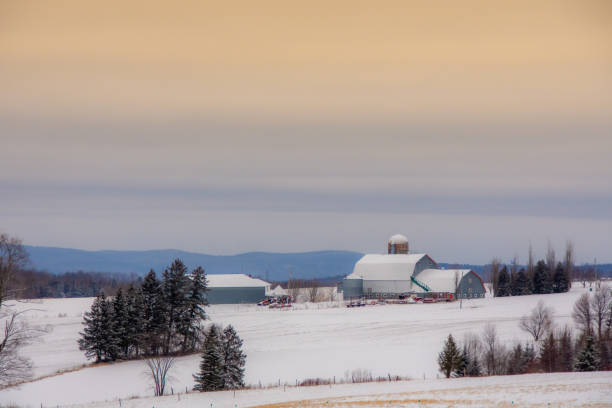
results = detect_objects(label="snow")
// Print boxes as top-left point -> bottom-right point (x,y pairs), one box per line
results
1,285 -> 606,407
347,253 -> 428,280
207,274 -> 268,288
388,234 -> 408,244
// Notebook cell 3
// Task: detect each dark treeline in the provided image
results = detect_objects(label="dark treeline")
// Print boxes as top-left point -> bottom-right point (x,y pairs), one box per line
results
438,284 -> 612,378
78,259 -> 207,362
8,269 -> 140,298
490,242 -> 573,297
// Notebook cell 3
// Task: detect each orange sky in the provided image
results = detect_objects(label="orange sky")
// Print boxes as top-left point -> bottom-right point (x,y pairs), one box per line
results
1,1 -> 612,260
1,0 -> 610,120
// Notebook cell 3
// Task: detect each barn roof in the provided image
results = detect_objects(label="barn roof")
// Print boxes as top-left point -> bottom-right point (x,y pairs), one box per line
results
346,253 -> 433,281
207,274 -> 269,288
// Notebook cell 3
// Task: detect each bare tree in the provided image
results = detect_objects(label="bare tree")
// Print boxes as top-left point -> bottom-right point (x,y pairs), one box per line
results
545,240 -> 556,273
145,357 -> 175,396
0,233 -> 29,307
572,293 -> 593,335
482,323 -> 504,375
287,278 -> 302,302
564,241 -> 574,288
519,300 -> 554,343
307,280 -> 320,303
591,284 -> 611,341
527,243 -> 535,279
325,286 -> 337,302
0,233 -> 41,386
490,258 -> 501,297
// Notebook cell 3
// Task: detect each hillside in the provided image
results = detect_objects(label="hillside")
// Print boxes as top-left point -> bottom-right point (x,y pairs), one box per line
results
24,246 -> 364,281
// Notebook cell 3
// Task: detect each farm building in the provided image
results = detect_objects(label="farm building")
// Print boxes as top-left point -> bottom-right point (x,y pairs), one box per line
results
206,274 -> 270,304
342,234 -> 486,300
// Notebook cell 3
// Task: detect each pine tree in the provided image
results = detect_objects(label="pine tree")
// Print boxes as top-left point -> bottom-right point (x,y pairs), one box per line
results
101,295 -> 121,361
112,288 -> 130,358
533,260 -> 552,294
513,269 -> 531,296
539,332 -> 557,372
78,293 -> 107,362
553,262 -> 569,293
574,336 -> 600,372
126,285 -> 146,357
221,325 -> 246,389
162,259 -> 191,354
193,325 -> 225,391
438,334 -> 462,378
557,326 -> 574,372
497,266 -> 510,297
178,266 -> 208,352
141,269 -> 166,355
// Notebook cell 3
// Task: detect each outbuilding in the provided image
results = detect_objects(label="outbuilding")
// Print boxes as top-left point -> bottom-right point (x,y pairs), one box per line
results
206,274 -> 270,304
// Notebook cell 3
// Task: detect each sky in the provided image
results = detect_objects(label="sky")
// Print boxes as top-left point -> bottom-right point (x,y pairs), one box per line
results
1,1 -> 611,264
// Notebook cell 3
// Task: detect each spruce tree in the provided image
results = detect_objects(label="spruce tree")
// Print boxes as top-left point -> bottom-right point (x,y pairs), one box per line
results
193,325 -> 225,391
78,293 -> 107,362
438,334 -> 462,378
178,266 -> 208,352
533,260 -> 552,294
553,262 -> 569,293
112,288 -> 130,358
141,269 -> 166,355
539,332 -> 557,372
513,269 -> 530,296
162,259 -> 191,354
496,266 -> 510,297
221,325 -> 246,389
574,336 -> 600,371
100,295 -> 121,361
126,285 -> 146,357
558,326 -> 574,372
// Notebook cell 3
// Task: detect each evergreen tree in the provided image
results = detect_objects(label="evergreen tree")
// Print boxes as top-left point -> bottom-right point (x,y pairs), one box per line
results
533,260 -> 552,294
78,293 -> 107,362
539,332 -> 557,372
193,325 -> 225,391
438,334 -> 462,378
509,270 -> 518,297
141,269 -> 167,355
221,325 -> 246,389
513,269 -> 531,296
558,326 -> 574,372
101,295 -> 121,360
178,266 -> 208,352
162,259 -> 191,354
112,288 -> 130,358
126,285 -> 146,357
574,336 -> 600,371
496,266 -> 510,297
553,262 -> 569,293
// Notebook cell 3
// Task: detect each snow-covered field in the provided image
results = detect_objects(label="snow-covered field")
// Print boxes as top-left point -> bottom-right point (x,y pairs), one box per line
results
2,286 -> 607,407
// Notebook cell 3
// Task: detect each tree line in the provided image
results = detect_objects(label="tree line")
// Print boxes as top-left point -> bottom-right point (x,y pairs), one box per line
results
7,269 -> 139,299
78,259 -> 207,361
490,242 -> 573,297
438,284 -> 612,378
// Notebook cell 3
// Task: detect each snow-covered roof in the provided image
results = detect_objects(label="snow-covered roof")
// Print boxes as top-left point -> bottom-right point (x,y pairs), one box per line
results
417,269 -> 471,293
346,254 -> 429,281
388,234 -> 408,244
268,284 -> 288,296
207,274 -> 269,288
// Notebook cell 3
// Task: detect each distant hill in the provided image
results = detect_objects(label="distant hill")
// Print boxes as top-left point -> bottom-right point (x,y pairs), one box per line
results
24,246 -> 364,281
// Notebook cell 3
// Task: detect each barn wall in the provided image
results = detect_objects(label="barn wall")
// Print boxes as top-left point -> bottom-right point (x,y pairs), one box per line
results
342,278 -> 364,299
363,280 -> 413,295
206,287 -> 266,304
457,272 -> 486,298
